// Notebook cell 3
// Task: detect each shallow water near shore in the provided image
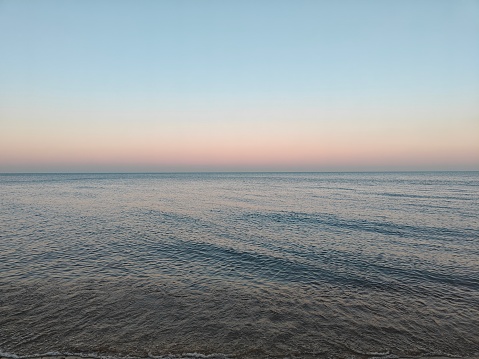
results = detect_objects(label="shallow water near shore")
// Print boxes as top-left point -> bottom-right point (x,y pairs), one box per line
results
1,172 -> 478,358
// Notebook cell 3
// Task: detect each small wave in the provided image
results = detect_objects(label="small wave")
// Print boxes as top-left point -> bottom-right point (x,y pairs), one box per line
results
0,349 -> 471,359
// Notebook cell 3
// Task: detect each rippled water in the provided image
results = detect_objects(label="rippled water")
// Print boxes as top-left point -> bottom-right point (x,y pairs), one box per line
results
1,172 -> 478,358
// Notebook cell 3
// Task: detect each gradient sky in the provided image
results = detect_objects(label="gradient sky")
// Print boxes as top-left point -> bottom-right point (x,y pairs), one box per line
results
1,0 -> 478,172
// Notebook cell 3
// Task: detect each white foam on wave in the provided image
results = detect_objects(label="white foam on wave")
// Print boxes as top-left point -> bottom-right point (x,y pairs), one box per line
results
0,350 -> 230,359
0,351 -> 19,359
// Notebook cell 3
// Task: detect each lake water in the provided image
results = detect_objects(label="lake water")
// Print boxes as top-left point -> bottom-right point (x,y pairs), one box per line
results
0,172 -> 478,359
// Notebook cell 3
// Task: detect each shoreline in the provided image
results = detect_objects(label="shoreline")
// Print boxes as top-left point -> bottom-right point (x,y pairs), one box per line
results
2,352 -> 479,359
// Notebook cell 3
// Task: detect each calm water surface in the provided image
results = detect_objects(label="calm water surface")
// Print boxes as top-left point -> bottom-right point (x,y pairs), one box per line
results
0,172 -> 478,358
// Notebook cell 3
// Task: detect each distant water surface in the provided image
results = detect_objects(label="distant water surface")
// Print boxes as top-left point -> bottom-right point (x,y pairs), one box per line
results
0,172 -> 478,358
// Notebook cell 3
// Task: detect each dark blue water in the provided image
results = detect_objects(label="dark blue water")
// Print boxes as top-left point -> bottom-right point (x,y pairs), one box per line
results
0,172 -> 478,358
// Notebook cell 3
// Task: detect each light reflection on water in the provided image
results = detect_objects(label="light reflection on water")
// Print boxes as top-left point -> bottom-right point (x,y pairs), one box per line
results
0,172 -> 478,358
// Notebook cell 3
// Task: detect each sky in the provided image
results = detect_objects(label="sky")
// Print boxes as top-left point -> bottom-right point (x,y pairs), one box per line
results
1,0 -> 478,172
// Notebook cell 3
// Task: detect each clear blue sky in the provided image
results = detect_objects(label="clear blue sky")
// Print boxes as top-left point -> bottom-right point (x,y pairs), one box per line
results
1,0 -> 478,172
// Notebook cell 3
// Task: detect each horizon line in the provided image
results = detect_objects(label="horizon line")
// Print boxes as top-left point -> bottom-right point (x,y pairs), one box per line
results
1,170 -> 478,175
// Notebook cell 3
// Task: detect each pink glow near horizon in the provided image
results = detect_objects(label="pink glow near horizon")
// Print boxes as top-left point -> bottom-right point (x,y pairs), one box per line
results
1,101 -> 478,171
